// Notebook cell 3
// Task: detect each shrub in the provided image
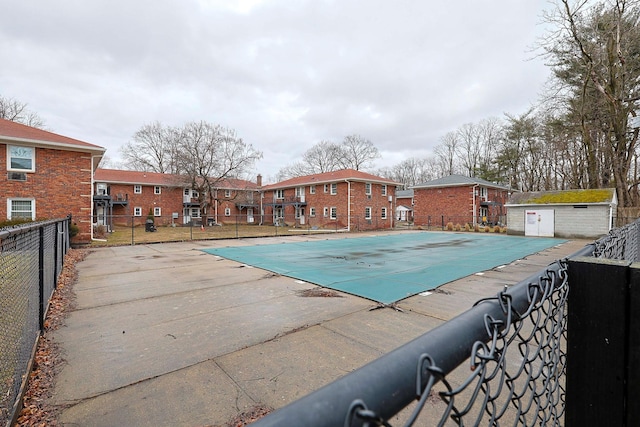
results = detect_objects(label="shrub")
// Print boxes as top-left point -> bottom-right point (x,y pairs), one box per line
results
70,223 -> 80,238
93,224 -> 107,238
446,222 -> 454,231
455,223 -> 462,231
484,226 -> 491,233
493,226 -> 502,233
473,223 -> 480,232
464,223 -> 471,232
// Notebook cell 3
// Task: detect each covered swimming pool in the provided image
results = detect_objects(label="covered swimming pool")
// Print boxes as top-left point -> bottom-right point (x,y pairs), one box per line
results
202,232 -> 565,304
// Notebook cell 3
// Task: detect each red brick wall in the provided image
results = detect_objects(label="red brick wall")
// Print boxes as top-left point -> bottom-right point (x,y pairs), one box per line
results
0,144 -> 94,241
103,183 -> 185,226
413,185 -> 509,226
101,184 -> 257,226
263,181 -> 395,230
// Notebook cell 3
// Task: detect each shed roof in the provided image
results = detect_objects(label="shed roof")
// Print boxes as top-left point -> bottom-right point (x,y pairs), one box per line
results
412,175 -> 510,190
506,188 -> 617,206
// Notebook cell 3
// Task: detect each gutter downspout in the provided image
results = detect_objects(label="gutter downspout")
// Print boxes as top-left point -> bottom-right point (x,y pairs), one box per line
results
90,155 -> 107,242
472,184 -> 479,227
345,179 -> 351,232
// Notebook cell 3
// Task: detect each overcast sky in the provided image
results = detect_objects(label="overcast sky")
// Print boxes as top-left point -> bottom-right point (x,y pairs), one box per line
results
1,0 -> 555,183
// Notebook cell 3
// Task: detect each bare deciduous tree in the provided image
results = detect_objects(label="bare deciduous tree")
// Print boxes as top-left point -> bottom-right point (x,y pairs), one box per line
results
0,95 -> 46,128
175,121 -> 262,225
338,134 -> 380,170
121,122 -> 181,173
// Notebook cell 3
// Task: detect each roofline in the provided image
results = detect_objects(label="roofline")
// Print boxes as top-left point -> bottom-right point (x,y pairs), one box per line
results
0,134 -> 106,154
505,201 -> 616,207
264,177 -> 400,190
412,182 -> 510,190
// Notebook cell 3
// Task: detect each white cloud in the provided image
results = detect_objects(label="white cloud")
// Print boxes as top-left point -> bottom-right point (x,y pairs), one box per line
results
0,0 -> 553,181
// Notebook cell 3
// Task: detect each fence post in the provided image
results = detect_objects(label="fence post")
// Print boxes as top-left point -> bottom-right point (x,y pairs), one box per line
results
629,263 -> 640,426
565,257 -> 631,427
38,226 -> 45,332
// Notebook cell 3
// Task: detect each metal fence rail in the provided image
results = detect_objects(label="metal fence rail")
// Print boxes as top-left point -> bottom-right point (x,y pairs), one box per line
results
0,217 -> 71,427
253,220 -> 639,426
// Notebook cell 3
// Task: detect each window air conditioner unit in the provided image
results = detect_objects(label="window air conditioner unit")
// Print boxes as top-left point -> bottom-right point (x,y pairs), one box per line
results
8,172 -> 27,181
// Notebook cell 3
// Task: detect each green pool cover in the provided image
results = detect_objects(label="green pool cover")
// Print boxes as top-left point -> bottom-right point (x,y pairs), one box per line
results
202,232 -> 565,304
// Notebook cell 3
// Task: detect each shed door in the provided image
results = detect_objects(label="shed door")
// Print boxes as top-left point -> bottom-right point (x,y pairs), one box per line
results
524,209 -> 554,237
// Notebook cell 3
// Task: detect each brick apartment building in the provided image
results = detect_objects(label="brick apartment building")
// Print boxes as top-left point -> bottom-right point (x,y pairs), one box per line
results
93,168 -> 259,228
261,169 -> 401,231
411,175 -> 510,227
0,118 -> 105,241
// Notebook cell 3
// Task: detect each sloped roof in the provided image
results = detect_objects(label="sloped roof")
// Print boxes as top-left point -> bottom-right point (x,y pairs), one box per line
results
412,175 -> 510,190
396,189 -> 414,199
507,188 -> 617,205
0,118 -> 105,153
94,168 -> 258,189
263,169 -> 400,190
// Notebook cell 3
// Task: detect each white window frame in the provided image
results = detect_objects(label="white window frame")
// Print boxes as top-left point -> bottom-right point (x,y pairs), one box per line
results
324,184 -> 329,193
7,198 -> 35,220
309,207 -> 316,217
7,145 -> 35,172
154,207 -> 161,216
295,206 -> 305,219
480,186 -> 488,201
330,183 -> 337,195
184,188 -> 190,196
225,207 -> 231,216
330,207 -> 337,219
323,207 -> 329,217
295,186 -> 304,197
275,189 -> 284,199
225,189 -> 232,198
134,184 -> 142,194
381,185 -> 387,196
381,207 -> 387,219
309,185 -> 316,194
365,207 -> 372,220
154,186 -> 161,195
365,182 -> 372,195
134,207 -> 142,217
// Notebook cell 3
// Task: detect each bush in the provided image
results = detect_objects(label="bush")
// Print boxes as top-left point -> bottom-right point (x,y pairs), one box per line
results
484,226 -> 491,233
464,223 -> 471,232
93,224 -> 107,238
455,223 -> 462,231
473,223 -> 480,232
0,218 -> 33,228
493,226 -> 502,233
446,222 -> 454,231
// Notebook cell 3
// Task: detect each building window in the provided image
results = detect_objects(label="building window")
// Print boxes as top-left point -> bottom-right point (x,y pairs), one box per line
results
480,187 -> 488,200
96,183 -> 108,195
310,185 -> 316,194
330,207 -> 337,219
275,189 -> 284,199
225,207 -> 231,216
330,183 -> 337,195
7,145 -> 35,172
134,207 -> 142,216
381,207 -> 387,219
154,186 -> 161,195
324,184 -> 329,193
8,199 -> 35,220
190,208 -> 201,218
154,207 -> 161,216
225,189 -> 232,198
134,185 -> 142,194
295,207 -> 304,218
381,185 -> 387,196
323,207 -> 329,217
365,183 -> 371,195
310,207 -> 316,217
184,188 -> 190,196
365,207 -> 372,220
295,187 -> 304,198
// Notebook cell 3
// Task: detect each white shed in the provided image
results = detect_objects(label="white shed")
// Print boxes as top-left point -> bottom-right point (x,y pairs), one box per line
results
506,189 -> 617,239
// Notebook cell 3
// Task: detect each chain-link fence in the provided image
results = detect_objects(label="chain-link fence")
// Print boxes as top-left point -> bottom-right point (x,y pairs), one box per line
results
88,213 -> 507,246
252,220 -> 639,426
0,217 -> 70,427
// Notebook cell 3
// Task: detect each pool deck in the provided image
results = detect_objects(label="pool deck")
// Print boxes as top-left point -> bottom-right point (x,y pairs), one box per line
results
51,231 -> 591,426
